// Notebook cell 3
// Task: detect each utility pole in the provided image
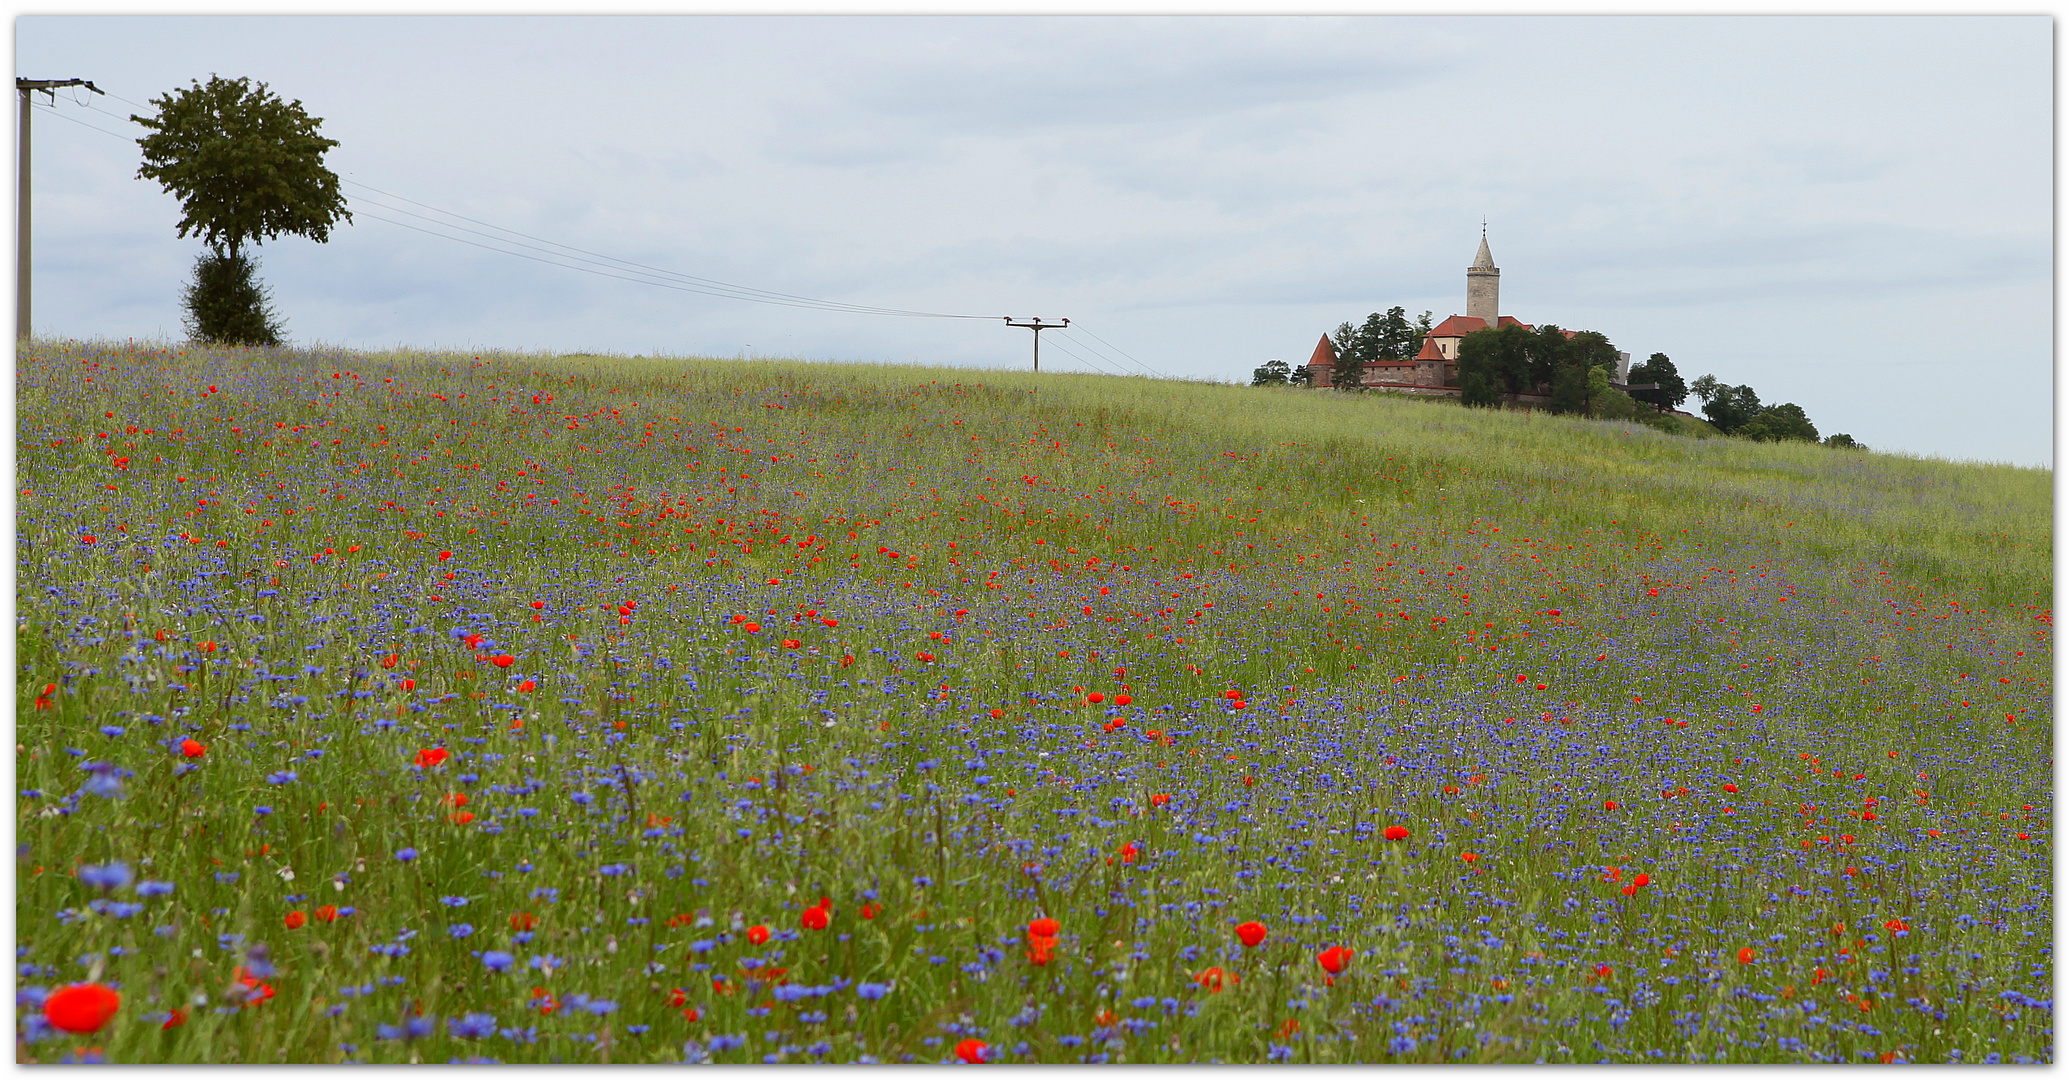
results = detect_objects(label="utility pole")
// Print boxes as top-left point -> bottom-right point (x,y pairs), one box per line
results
1004,316 -> 1068,373
17,78 -> 103,341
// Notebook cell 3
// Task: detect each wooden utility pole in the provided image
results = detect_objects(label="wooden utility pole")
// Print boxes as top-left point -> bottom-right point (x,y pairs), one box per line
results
1004,316 -> 1068,373
17,78 -> 102,341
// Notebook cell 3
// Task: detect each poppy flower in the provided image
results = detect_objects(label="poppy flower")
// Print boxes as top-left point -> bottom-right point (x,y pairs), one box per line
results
44,983 -> 121,1033
1317,945 -> 1352,974
955,1038 -> 988,1064
315,905 -> 339,923
859,903 -> 879,920
233,967 -> 275,1006
916,651 -> 935,663
1086,691 -> 1105,704
1603,800 -> 1619,812
179,739 -> 206,759
1737,947 -> 1756,965
510,912 -> 538,931
1883,918 -> 1909,933
490,654 -> 515,668
782,638 -> 802,649
1114,693 -> 1132,706
283,911 -> 307,930
1028,917 -> 1060,939
800,906 -> 829,931
162,1007 -> 187,1029
414,747 -> 450,768
1235,921 -> 1268,947
745,924 -> 770,945
1193,966 -> 1236,993
516,679 -> 536,692
1116,842 -> 1138,864
742,622 -> 760,634
1383,825 -> 1409,841
1149,793 -> 1170,807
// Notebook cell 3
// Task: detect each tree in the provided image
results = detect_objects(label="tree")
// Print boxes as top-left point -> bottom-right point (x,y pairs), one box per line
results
1251,359 -> 1291,386
1740,402 -> 1819,443
1456,324 -> 1533,406
1549,330 -> 1621,415
132,75 -> 351,345
1693,379 -> 1763,435
1625,352 -> 1688,411
182,251 -> 283,346
1823,432 -> 1864,450
1328,321 -> 1365,390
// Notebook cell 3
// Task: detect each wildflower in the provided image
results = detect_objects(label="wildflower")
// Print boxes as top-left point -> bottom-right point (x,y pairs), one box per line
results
396,848 -> 419,863
955,1038 -> 989,1064
1738,947 -> 1756,964
284,911 -> 307,930
856,982 -> 892,1001
510,912 -> 539,931
79,862 -> 133,890
1114,693 -> 1132,706
414,747 -> 450,768
44,984 -> 121,1033
1317,945 -> 1352,975
449,1013 -> 498,1039
1086,691 -> 1105,704
162,1007 -> 187,1029
314,905 -> 339,923
800,906 -> 829,931
1603,800 -> 1618,812
1460,852 -> 1479,863
1029,917 -> 1060,938
490,655 -> 515,669
746,925 -> 771,946
516,680 -> 536,692
1235,921 -> 1268,948
482,951 -> 516,973
179,739 -> 206,758
1383,825 -> 1410,842
1723,783 -> 1739,793
1883,918 -> 1909,934
859,903 -> 879,920
1193,967 -> 1235,993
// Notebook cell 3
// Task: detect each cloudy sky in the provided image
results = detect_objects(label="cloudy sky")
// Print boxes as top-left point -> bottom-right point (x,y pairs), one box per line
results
15,14 -> 2052,466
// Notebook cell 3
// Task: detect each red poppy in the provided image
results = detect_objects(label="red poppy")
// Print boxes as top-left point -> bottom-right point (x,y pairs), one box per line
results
1235,921 -> 1268,947
742,621 -> 761,634
1603,800 -> 1619,812
1115,694 -> 1132,706
314,905 -> 339,923
955,1038 -> 989,1064
1026,936 -> 1057,966
488,654 -> 515,669
859,903 -> 879,920
1193,966 -> 1236,993
1086,691 -> 1105,704
1460,851 -> 1478,862
44,983 -> 120,1033
1150,793 -> 1171,807
1317,945 -> 1353,974
1029,917 -> 1061,938
916,651 -> 935,663
516,679 -> 536,692
1723,783 -> 1739,793
414,747 -> 450,768
782,639 -> 802,649
233,967 -> 275,1006
380,654 -> 401,669
1383,825 -> 1409,842
1116,842 -> 1138,864
510,912 -> 538,931
1883,918 -> 1909,933
179,739 -> 206,759
800,906 -> 829,931
1737,947 -> 1756,965
438,551 -> 453,561
746,924 -> 770,945
1632,873 -> 1651,888
284,911 -> 307,930
162,1007 -> 187,1029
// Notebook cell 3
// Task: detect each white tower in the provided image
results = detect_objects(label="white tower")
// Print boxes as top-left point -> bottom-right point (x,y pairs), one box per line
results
1466,225 -> 1499,328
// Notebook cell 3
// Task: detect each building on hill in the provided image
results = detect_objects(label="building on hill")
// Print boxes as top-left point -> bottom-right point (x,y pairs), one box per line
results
1303,230 -> 1630,400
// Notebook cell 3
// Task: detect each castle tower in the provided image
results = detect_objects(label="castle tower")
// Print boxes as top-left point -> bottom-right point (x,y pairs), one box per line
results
1466,227 -> 1499,328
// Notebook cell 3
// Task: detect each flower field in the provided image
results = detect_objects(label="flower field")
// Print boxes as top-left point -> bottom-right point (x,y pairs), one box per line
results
14,340 -> 2052,1063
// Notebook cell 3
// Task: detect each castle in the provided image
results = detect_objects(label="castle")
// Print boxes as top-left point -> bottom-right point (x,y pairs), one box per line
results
1301,231 -> 1629,396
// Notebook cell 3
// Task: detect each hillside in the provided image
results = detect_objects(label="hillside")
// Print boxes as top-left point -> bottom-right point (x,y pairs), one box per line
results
14,339 -> 2052,1064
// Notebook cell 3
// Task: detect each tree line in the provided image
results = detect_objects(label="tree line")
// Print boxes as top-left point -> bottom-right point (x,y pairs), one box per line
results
1255,310 -> 1860,449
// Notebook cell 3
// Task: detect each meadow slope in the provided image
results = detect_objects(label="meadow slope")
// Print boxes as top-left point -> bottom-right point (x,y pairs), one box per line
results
14,340 -> 2052,1064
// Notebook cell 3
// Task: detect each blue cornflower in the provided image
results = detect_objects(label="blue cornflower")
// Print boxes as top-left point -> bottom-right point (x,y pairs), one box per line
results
448,1013 -> 498,1039
440,896 -> 469,907
376,1015 -> 437,1041
857,982 -> 893,1001
395,848 -> 419,862
570,791 -> 594,806
98,726 -> 125,738
79,862 -> 133,890
266,770 -> 298,785
254,806 -> 273,816
448,923 -> 475,939
481,951 -> 515,973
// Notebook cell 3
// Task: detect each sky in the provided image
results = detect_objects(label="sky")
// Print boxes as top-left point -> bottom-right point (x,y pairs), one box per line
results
13,13 -> 2054,467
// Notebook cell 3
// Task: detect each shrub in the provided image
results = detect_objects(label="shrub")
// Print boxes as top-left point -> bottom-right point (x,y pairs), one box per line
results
182,252 -> 284,347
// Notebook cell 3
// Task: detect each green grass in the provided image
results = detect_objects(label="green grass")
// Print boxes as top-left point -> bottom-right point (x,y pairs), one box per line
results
14,339 -> 2051,1063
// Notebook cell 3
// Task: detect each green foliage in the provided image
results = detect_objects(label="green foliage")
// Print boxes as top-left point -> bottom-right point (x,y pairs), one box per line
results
1250,358 -> 1291,386
1824,432 -> 1864,450
1739,402 -> 1819,443
1694,378 -> 1763,435
180,252 -> 284,347
132,75 -> 351,259
1625,352 -> 1688,411
1455,324 -> 1533,406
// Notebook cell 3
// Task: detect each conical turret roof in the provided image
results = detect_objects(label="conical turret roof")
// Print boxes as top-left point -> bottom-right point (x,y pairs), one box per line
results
1471,232 -> 1496,271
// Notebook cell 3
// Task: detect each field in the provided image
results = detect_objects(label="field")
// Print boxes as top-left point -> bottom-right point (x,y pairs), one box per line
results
13,339 -> 2052,1064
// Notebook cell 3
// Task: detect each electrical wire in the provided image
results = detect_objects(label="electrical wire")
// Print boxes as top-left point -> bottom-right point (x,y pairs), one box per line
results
54,89 -> 1173,378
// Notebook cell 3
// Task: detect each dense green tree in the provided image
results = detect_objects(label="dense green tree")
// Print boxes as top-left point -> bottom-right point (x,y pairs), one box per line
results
181,251 -> 283,347
1456,324 -> 1533,406
1328,322 -> 1364,389
132,75 -> 351,345
1251,359 -> 1291,386
1625,352 -> 1688,411
1740,402 -> 1820,443
1823,432 -> 1863,450
1692,375 -> 1762,434
1546,330 -> 1622,415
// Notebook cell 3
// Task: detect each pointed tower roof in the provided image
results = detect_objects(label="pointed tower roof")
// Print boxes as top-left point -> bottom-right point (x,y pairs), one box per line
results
1471,229 -> 1496,271
1307,333 -> 1337,367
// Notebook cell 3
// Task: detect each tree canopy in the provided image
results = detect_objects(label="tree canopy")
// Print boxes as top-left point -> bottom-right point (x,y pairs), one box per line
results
1625,352 -> 1688,411
132,75 -> 351,258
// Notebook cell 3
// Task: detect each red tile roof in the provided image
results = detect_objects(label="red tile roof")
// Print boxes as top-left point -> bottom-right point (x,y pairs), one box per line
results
1425,314 -> 1488,338
1414,338 -> 1445,361
1306,333 -> 1336,368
